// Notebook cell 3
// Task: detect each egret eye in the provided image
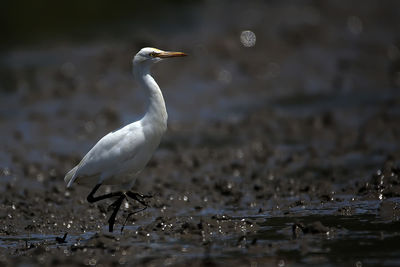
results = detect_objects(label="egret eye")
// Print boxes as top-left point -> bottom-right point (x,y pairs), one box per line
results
149,52 -> 157,57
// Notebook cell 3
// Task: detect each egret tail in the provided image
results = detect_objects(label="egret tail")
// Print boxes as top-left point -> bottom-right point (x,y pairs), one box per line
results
64,165 -> 78,187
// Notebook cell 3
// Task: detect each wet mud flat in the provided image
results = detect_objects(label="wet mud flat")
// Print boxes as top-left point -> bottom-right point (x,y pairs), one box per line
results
1,100 -> 400,266
2,1 -> 400,266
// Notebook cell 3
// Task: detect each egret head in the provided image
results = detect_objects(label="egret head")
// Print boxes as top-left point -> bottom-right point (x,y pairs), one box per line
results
133,47 -> 187,66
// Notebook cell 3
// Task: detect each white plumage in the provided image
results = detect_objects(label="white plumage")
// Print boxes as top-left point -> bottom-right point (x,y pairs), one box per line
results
65,47 -> 187,191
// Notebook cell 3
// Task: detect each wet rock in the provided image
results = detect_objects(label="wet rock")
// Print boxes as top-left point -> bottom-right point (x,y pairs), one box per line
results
55,233 -> 68,244
292,221 -> 330,238
358,159 -> 400,198
379,200 -> 400,221
337,206 -> 354,216
83,233 -> 116,249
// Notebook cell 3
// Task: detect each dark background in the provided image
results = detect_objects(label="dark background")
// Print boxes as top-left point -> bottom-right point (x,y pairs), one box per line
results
1,0 -> 197,46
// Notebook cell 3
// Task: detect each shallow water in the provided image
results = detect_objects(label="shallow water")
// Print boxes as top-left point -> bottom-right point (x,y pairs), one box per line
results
1,197 -> 399,266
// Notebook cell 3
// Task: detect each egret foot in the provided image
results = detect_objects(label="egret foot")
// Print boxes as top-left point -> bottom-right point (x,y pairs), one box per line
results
120,191 -> 152,232
86,183 -> 151,232
120,206 -> 148,233
86,183 -> 126,232
126,191 -> 152,207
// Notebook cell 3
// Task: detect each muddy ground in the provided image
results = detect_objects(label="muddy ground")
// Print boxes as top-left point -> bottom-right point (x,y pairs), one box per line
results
1,1 -> 400,266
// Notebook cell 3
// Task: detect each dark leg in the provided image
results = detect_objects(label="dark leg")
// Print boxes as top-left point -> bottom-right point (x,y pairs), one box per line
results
86,183 -> 126,232
107,195 -> 126,232
86,184 -> 152,233
87,183 -> 124,203
120,206 -> 147,233
120,191 -> 152,232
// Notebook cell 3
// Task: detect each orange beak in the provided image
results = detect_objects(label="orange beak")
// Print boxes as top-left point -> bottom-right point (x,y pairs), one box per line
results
156,51 -> 187,58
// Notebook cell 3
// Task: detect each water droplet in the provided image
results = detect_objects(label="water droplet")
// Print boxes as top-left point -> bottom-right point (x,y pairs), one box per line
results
61,62 -> 76,77
347,16 -> 363,35
266,62 -> 280,79
38,256 -> 45,264
11,204 -> 16,210
237,149 -> 244,159
88,258 -> 97,266
84,121 -> 95,133
2,167 -> 11,176
217,69 -> 232,84
240,30 -> 256,47
119,257 -> 126,265
388,45 -> 400,63
36,173 -> 45,182
49,169 -> 56,177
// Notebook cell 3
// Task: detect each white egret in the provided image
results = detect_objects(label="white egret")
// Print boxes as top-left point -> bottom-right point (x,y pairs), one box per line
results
64,47 -> 187,232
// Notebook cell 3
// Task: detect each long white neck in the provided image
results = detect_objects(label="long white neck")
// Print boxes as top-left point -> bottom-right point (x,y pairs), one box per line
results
134,63 -> 168,129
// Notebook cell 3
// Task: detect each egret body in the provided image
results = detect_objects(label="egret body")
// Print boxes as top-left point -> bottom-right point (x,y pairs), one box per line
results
64,47 -> 187,232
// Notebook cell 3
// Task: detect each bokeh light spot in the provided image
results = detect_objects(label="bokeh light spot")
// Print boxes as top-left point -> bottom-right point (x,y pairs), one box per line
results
217,69 -> 232,84
240,30 -> 256,47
